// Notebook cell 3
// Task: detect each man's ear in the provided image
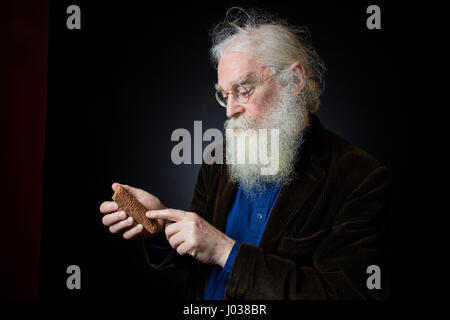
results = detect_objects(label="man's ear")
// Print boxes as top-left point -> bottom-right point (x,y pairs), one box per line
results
289,61 -> 306,94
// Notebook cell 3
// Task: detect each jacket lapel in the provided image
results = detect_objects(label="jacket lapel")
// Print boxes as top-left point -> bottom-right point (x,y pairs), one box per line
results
259,115 -> 329,250
212,164 -> 237,233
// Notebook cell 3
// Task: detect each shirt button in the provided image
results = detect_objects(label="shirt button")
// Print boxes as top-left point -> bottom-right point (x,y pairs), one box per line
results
256,213 -> 263,220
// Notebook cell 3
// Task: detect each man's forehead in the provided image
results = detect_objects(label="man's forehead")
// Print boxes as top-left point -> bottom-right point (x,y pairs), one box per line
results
216,72 -> 256,91
217,51 -> 265,90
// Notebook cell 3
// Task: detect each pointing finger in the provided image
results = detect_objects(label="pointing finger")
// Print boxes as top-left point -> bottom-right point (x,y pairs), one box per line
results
146,208 -> 186,222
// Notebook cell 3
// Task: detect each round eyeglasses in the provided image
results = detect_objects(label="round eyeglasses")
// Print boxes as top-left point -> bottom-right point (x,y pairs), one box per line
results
215,70 -> 280,108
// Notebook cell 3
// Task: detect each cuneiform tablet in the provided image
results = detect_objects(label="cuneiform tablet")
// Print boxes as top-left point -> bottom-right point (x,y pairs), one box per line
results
112,185 -> 158,234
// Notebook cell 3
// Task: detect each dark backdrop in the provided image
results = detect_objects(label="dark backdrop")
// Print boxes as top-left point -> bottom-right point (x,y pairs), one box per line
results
36,0 -> 435,300
0,0 -> 48,300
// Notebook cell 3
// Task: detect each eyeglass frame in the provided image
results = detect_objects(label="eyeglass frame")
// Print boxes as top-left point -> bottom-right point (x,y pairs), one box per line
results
215,69 -> 282,108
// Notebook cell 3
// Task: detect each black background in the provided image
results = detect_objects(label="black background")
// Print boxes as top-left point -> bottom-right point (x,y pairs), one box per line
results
38,0 -> 438,302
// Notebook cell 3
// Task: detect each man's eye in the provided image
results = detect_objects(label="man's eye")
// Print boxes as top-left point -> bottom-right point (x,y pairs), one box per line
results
235,86 -> 248,95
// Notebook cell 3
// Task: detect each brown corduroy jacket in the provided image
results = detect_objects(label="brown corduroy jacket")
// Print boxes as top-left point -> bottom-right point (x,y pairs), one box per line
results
144,114 -> 391,299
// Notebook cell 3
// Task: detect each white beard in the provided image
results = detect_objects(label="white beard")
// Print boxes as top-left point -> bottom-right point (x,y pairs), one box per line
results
224,80 -> 310,196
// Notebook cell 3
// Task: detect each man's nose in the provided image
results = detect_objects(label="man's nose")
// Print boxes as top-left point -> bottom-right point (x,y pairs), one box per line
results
226,95 -> 245,118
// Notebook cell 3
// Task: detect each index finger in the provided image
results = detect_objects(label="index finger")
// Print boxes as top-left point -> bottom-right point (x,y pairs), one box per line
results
146,208 -> 186,222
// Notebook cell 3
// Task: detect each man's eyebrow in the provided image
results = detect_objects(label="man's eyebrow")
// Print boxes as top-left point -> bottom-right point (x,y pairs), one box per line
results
215,72 -> 256,92
232,72 -> 255,86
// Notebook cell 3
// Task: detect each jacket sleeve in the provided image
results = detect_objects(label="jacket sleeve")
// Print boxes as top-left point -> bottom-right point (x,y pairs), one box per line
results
142,162 -> 214,271
224,166 -> 391,299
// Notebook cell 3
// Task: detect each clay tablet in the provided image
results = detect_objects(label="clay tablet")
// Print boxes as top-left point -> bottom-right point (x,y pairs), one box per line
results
112,185 -> 158,234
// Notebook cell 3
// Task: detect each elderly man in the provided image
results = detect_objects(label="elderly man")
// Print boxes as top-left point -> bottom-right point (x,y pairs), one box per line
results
99,8 -> 391,299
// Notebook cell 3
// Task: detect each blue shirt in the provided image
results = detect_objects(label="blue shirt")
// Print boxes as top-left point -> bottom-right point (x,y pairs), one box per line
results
202,183 -> 283,300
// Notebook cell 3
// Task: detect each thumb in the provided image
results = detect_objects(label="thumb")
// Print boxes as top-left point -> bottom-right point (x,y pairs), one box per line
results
112,182 -> 141,197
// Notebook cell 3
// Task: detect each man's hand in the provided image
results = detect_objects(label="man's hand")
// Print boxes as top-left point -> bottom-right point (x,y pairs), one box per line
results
100,183 -> 167,239
146,209 -> 235,268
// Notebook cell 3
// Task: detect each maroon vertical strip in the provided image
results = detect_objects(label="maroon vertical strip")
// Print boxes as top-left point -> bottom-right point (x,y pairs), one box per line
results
0,0 -> 48,299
